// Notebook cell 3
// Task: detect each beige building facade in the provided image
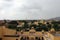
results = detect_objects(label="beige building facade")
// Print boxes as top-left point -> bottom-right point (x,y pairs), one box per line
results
0,26 -> 60,40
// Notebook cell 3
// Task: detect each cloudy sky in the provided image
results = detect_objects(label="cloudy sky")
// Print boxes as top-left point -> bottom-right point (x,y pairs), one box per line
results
0,0 -> 60,20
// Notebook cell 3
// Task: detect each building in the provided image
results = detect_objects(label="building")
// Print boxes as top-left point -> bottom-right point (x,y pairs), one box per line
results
0,20 -> 60,40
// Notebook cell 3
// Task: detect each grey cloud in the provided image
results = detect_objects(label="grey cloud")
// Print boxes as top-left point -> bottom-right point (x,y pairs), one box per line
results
0,0 -> 60,20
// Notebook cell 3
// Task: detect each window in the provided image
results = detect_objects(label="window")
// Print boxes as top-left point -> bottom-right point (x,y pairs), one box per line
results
0,38 -> 2,40
16,39 -> 18,40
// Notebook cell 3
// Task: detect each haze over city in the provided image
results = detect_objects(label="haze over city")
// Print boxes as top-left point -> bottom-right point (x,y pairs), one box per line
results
0,0 -> 60,20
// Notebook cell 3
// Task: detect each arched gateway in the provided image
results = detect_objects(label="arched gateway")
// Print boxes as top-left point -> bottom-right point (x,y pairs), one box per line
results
20,27 -> 42,40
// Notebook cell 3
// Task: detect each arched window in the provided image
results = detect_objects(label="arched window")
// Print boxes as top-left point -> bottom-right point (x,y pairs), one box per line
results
26,37 -> 29,40
0,38 -> 2,40
20,37 -> 23,40
35,37 -> 38,40
42,37 -> 44,40
16,39 -> 18,40
35,37 -> 41,40
20,37 -> 26,40
38,37 -> 41,40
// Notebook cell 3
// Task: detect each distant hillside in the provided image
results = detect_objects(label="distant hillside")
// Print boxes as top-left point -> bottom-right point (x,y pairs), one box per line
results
48,17 -> 60,21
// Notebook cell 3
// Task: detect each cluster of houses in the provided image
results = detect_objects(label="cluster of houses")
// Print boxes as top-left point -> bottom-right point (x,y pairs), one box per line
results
0,20 -> 60,40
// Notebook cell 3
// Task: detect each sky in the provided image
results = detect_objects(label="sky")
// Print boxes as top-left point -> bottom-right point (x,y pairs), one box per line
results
0,0 -> 60,20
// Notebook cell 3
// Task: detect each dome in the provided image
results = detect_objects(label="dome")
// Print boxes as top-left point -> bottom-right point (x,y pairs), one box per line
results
50,28 -> 55,32
29,27 -> 36,33
42,30 -> 44,32
49,28 -> 55,33
20,30 -> 24,34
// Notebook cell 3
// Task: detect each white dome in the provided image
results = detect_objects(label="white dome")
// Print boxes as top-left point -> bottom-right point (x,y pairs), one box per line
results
29,27 -> 36,33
